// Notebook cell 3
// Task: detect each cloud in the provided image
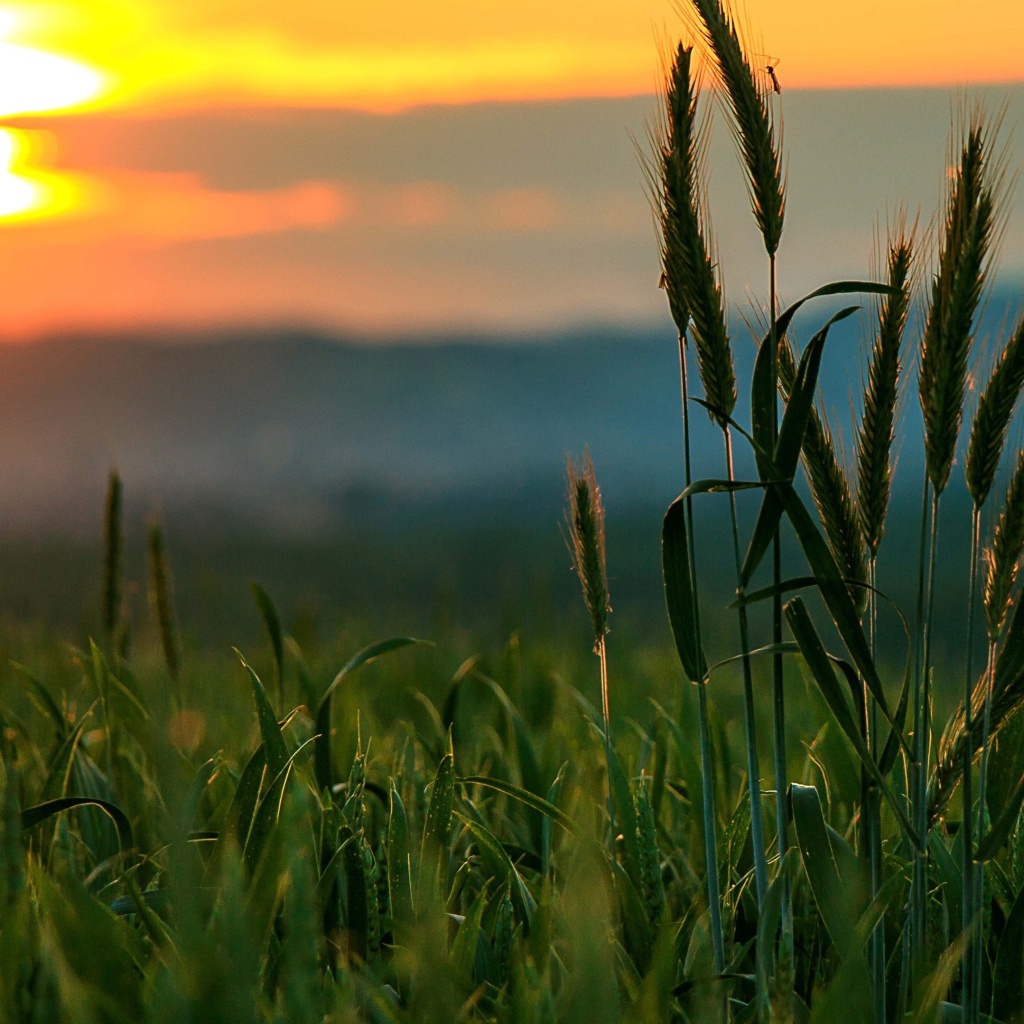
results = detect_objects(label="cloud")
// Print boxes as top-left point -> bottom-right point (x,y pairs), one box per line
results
98,170 -> 350,241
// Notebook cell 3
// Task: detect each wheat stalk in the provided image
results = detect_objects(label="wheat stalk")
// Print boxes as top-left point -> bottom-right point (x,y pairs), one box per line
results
966,314 -> 1024,508
102,469 -> 123,642
685,0 -> 784,257
919,118 -> 997,496
857,236 -> 913,559
656,43 -> 737,424
566,452 -> 610,652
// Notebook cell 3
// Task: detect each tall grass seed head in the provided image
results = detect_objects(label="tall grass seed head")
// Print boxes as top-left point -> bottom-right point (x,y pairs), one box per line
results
566,452 -> 611,650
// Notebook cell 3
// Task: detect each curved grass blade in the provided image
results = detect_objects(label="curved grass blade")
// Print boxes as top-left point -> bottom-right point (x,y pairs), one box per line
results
976,769 -> 1024,861
235,650 -> 288,778
21,796 -> 133,854
743,306 -> 860,587
242,734 -> 317,873
454,812 -> 537,925
314,637 -> 428,793
751,281 -> 896,465
249,580 -> 284,709
459,776 -> 576,834
663,496 -> 708,682
785,598 -> 918,844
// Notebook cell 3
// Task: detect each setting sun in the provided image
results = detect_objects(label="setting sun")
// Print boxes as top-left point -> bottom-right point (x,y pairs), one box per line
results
0,39 -> 105,117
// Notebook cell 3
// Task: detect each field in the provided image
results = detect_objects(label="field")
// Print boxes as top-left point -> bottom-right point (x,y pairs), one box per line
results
7,1 -> 1024,1022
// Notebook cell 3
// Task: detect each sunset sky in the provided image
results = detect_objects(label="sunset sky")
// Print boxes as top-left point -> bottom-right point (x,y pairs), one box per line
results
2,0 -> 1024,339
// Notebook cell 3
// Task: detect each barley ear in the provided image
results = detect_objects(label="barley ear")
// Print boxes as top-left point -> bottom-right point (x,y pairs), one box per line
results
102,469 -> 123,640
984,449 -> 1024,642
148,517 -> 182,687
658,42 -> 736,425
919,116 -> 998,495
966,313 -> 1024,507
778,338 -> 868,611
686,0 -> 785,256
566,451 -> 611,650
856,235 -> 913,559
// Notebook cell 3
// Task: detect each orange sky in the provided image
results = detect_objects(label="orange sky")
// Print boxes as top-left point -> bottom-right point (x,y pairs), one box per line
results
5,0 -> 1024,116
1,0 -> 1023,339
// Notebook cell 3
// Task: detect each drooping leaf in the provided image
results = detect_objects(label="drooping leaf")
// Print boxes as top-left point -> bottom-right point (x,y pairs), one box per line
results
455,812 -> 536,925
663,496 -> 708,682
459,776 -> 576,834
314,637 -> 428,792
743,306 -> 860,586
21,796 -> 133,854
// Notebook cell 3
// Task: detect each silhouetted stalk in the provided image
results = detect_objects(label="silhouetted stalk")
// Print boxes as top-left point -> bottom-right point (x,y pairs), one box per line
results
725,427 -> 769,907
768,254 -> 793,961
678,338 -> 726,974
866,557 -> 885,1022
962,505 -> 981,1024
909,477 -> 931,991
914,488 -> 941,987
973,637 -> 998,1022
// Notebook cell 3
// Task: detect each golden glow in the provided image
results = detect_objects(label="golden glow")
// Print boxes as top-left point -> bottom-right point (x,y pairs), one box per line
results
0,128 -> 83,221
0,41 -> 106,116
1,0 -> 1019,114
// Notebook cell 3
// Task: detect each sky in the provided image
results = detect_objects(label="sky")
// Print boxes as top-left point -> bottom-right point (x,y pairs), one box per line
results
1,0 -> 1024,339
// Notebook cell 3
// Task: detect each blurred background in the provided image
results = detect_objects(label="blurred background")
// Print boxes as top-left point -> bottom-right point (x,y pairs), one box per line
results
1,0 -> 1023,659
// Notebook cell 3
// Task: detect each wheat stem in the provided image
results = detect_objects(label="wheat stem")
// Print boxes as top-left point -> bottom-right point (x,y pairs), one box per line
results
961,505 -> 981,1024
725,427 -> 769,907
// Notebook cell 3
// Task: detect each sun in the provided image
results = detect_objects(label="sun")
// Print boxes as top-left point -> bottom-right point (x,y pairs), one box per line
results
0,11 -> 107,220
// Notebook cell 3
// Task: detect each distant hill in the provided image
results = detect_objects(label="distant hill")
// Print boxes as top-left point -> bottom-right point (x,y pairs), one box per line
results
1,286 -> 1021,538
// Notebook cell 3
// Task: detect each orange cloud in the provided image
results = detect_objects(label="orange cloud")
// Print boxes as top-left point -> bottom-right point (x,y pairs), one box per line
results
100,171 -> 349,241
8,0 -> 1022,118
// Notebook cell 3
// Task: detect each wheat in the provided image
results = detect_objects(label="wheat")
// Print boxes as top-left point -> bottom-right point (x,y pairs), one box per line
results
857,236 -> 913,559
685,0 -> 784,256
658,43 -> 737,424
966,313 -> 1024,507
919,118 -> 997,495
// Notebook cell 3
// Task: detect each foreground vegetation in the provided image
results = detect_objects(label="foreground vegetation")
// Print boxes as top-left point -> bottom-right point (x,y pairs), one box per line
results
5,0 -> 1024,1021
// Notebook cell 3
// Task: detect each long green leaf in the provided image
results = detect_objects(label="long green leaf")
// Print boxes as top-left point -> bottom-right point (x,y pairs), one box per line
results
750,281 -> 895,471
388,784 -> 414,930
460,776 -> 576,834
455,812 -> 537,925
21,797 -> 133,854
743,306 -> 860,586
249,580 -> 284,708
242,734 -> 317,873
791,782 -> 863,958
663,496 -> 708,682
776,482 -> 906,752
235,651 -> 288,778
785,597 -> 918,844
314,637 -> 428,792
976,769 -> 1024,861
419,751 -> 455,904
